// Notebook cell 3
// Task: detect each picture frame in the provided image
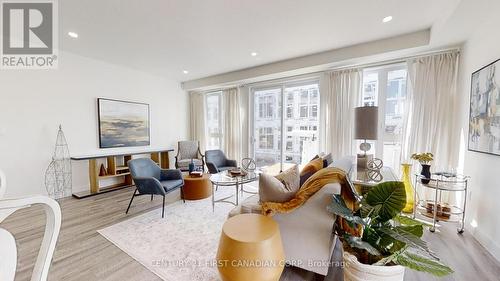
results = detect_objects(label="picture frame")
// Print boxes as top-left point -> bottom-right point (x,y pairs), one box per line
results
468,58 -> 500,156
97,98 -> 150,149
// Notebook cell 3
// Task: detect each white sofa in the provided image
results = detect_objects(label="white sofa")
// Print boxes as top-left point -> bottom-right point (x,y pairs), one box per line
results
229,157 -> 354,276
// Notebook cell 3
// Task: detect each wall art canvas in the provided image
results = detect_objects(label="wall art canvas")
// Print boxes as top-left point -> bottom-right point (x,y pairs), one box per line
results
469,59 -> 500,155
98,98 -> 150,148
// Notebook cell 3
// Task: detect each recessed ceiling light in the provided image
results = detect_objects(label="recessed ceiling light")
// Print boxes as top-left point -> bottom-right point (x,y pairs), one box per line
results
382,16 -> 393,23
68,31 -> 78,38
251,52 -> 258,57
183,70 -> 189,74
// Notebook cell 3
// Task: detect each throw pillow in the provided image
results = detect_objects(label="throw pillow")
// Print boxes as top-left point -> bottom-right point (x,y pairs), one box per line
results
259,173 -> 297,203
275,165 -> 300,192
322,153 -> 333,168
310,152 -> 325,162
299,157 -> 324,186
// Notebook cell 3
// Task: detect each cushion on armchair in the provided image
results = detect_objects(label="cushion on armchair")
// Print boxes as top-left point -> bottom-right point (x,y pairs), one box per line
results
160,179 -> 183,191
176,159 -> 203,169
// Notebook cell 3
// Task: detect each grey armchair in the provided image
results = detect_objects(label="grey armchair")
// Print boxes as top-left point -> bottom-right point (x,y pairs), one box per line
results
126,158 -> 184,218
205,150 -> 237,174
175,141 -> 205,171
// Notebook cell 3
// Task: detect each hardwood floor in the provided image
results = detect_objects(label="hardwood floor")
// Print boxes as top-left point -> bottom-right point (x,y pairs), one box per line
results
2,187 -> 500,281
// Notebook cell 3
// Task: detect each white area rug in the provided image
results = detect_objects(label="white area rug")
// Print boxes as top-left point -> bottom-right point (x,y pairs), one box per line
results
98,184 -> 257,281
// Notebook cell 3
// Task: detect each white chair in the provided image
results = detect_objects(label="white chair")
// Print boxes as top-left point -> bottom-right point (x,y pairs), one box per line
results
0,169 -> 62,281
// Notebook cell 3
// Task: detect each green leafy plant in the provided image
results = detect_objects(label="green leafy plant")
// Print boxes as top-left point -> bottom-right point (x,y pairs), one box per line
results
327,181 -> 452,277
411,152 -> 434,165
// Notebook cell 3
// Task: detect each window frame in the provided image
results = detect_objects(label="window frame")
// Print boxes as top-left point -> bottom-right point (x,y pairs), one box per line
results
249,78 -> 321,171
360,63 -> 408,169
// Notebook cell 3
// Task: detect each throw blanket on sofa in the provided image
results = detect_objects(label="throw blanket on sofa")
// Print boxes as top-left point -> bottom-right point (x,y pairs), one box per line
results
261,167 -> 358,216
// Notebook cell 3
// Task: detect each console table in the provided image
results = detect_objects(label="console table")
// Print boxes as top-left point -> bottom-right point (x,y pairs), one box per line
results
71,148 -> 173,199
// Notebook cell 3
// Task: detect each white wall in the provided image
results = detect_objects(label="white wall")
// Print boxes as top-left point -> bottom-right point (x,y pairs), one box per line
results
457,15 -> 500,261
0,51 -> 188,197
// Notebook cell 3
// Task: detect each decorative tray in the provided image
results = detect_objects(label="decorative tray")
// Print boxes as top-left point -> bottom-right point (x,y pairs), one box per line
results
189,171 -> 203,177
228,169 -> 247,177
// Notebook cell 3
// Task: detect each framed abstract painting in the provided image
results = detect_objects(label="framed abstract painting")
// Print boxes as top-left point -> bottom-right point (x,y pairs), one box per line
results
469,59 -> 500,156
97,98 -> 150,148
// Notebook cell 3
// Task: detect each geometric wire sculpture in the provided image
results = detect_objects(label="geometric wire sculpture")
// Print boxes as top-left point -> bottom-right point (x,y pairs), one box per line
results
366,158 -> 384,182
367,169 -> 383,182
241,158 -> 256,172
45,125 -> 72,199
367,158 -> 383,171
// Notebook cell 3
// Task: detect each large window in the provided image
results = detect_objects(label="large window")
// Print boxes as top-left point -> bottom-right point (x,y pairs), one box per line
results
361,65 -> 407,171
252,81 -> 320,173
206,92 -> 223,150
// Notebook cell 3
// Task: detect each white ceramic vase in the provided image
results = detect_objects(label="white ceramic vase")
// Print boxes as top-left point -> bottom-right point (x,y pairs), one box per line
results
344,252 -> 405,281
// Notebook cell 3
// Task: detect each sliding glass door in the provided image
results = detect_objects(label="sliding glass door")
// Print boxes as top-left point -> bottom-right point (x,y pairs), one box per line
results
252,81 -> 319,174
361,65 -> 407,172
253,87 -> 282,173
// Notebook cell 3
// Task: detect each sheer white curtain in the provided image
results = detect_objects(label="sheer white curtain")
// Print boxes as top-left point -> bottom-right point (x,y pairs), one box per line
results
189,91 -> 207,152
401,51 -> 460,171
322,69 -> 362,157
223,87 -> 242,164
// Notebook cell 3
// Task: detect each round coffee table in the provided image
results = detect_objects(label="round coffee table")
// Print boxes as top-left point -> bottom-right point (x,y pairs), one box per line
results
210,171 -> 258,211
216,214 -> 285,281
182,173 -> 212,200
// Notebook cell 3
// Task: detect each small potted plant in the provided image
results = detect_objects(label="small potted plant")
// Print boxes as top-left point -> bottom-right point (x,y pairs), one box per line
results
328,181 -> 452,281
411,152 -> 434,184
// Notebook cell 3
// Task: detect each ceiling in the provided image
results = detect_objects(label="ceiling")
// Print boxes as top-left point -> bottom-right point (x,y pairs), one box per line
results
60,0 -> 464,81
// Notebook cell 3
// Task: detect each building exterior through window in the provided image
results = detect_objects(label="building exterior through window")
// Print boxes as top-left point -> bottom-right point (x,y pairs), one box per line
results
205,91 -> 223,150
252,81 -> 320,172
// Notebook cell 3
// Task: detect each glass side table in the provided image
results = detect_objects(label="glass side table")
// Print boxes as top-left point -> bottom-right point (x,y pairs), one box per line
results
412,173 -> 469,233
350,165 -> 398,196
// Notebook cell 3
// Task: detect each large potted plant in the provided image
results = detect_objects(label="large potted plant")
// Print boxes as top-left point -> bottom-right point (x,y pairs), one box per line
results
411,152 -> 434,184
328,181 -> 452,281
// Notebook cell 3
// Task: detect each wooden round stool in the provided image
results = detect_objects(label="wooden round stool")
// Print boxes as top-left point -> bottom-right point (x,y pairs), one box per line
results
216,214 -> 285,281
182,173 -> 212,200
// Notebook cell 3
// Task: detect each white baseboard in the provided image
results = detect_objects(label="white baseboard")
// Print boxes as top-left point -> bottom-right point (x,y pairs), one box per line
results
466,225 -> 500,262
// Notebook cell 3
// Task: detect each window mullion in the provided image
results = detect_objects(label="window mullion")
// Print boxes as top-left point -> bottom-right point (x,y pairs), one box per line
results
280,85 -> 285,172
377,70 -> 388,160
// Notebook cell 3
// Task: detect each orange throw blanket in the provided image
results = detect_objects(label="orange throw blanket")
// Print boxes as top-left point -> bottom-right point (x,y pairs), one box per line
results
261,167 -> 359,216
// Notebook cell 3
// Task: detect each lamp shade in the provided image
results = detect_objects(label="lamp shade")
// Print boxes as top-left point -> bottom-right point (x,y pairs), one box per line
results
355,106 -> 378,140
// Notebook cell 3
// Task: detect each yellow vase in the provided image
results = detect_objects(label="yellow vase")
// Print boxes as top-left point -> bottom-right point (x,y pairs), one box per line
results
401,163 -> 414,213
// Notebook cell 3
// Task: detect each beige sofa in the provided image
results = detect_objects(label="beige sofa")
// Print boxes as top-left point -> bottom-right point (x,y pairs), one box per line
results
228,157 -> 354,276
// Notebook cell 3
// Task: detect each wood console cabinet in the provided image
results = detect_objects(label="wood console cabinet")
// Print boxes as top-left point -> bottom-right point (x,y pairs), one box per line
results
71,149 -> 173,199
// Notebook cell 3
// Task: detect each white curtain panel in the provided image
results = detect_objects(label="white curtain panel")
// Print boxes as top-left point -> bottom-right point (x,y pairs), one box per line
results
189,91 -> 207,152
401,51 -> 460,171
223,87 -> 242,164
322,69 -> 362,157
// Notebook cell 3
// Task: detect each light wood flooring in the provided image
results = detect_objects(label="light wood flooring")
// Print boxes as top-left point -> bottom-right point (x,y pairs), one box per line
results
2,187 -> 500,281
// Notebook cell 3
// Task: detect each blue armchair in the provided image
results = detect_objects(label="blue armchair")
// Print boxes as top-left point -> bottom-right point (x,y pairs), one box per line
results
205,150 -> 237,174
126,158 -> 184,218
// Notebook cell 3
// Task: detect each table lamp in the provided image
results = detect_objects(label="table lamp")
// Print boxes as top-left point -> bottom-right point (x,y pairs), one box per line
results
355,106 -> 378,168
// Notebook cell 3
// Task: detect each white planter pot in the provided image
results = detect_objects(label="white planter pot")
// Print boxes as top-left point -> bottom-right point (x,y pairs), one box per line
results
344,252 -> 405,281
